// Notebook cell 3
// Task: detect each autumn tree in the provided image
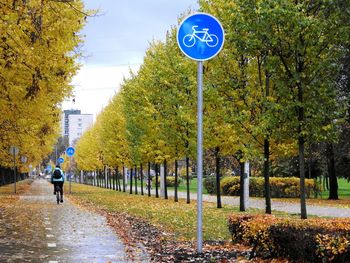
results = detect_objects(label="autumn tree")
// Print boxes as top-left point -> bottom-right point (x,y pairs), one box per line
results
0,0 -> 87,176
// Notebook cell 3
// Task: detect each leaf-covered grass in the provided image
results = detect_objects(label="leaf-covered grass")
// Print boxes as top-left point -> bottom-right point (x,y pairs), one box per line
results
0,179 -> 33,195
0,179 -> 33,207
68,183 -> 299,242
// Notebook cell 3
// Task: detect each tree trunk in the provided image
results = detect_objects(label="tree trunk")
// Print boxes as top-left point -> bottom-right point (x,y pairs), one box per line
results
239,161 -> 245,211
97,170 -> 99,187
116,167 -> 120,191
264,139 -> 272,214
129,167 -> 133,194
114,167 -> 117,190
148,162 -> 151,197
101,169 -> 103,188
105,167 -> 107,188
155,164 -> 159,198
134,166 -> 138,195
122,165 -> 126,192
264,71 -> 272,214
0,168 -> 5,186
174,160 -> 178,202
298,83 -> 307,219
140,163 -> 144,195
109,168 -> 112,189
105,167 -> 108,189
215,147 -> 222,208
106,169 -> 109,188
164,159 -> 168,199
186,156 -> 190,204
110,169 -> 113,189
327,143 -> 338,200
105,168 -> 108,188
93,171 -> 96,186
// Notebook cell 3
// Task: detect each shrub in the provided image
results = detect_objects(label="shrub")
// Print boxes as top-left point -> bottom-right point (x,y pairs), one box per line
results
228,214 -> 280,258
166,176 -> 182,187
155,176 -> 182,187
228,214 -> 350,262
220,176 -> 320,198
203,176 -> 217,194
179,167 -> 193,180
220,176 -> 240,196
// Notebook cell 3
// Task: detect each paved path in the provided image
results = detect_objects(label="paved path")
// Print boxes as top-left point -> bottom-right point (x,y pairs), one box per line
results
0,180 -> 127,263
127,185 -> 350,218
204,194 -> 350,218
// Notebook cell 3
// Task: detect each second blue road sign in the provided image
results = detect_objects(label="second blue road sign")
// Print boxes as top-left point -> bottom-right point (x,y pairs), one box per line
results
65,147 -> 75,157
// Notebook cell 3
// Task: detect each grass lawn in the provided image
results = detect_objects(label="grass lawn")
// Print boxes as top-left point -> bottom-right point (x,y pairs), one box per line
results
168,178 -> 208,194
98,177 -> 208,194
93,176 -> 350,208
68,183 -> 300,242
318,177 -> 350,199
173,177 -> 350,199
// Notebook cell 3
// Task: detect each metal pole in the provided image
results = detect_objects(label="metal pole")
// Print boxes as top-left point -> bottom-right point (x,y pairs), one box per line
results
69,156 -> 72,194
197,61 -> 203,253
55,145 -> 57,164
13,153 -> 16,194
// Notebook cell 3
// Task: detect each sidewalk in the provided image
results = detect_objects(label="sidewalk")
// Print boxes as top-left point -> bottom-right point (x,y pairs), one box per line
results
127,185 -> 350,218
0,179 -> 127,263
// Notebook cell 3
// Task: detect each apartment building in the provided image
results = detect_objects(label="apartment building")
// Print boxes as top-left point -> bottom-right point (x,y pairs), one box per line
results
61,109 -> 93,146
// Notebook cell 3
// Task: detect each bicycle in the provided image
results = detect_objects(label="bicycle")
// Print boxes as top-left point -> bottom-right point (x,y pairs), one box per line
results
183,26 -> 219,48
55,184 -> 62,204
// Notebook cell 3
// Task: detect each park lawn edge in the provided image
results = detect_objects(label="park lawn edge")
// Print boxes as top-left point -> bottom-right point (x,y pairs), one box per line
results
66,183 -> 307,242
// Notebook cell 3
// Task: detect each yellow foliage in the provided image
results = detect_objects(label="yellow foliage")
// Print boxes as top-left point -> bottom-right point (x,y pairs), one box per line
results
0,0 -> 87,169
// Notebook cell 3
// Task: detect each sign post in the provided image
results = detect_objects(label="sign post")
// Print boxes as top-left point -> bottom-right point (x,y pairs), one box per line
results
65,147 -> 75,194
177,13 -> 224,253
9,146 -> 19,194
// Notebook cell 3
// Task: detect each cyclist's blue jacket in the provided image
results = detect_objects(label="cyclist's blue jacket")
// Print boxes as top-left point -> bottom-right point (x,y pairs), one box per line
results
51,168 -> 65,183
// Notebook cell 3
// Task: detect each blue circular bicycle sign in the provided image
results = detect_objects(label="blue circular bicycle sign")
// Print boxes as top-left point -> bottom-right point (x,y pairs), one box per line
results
177,13 -> 224,61
65,147 -> 75,157
58,157 -> 64,164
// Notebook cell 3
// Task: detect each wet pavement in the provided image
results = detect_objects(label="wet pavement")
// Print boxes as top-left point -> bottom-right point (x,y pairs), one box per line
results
0,179 -> 127,263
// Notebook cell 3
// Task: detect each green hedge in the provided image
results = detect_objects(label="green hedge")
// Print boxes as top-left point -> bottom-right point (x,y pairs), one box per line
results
216,176 -> 320,198
228,214 -> 350,262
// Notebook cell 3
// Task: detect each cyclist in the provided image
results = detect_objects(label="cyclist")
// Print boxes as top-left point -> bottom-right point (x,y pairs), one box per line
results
51,165 -> 65,203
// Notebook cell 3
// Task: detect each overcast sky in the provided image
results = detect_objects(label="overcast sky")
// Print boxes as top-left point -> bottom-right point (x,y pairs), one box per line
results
63,0 -> 199,118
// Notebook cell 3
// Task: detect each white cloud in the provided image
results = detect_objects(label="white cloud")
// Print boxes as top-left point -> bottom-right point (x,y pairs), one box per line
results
62,0 -> 198,120
62,64 -> 139,119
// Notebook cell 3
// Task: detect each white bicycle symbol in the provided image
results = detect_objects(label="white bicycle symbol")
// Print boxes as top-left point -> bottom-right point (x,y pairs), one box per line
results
183,26 -> 219,48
